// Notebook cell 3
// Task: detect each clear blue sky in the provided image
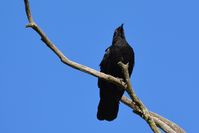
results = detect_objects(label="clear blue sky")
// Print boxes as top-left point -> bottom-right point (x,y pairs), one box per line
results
1,0 -> 198,133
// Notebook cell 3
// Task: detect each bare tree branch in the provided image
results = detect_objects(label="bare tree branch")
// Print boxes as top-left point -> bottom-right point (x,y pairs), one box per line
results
23,0 -> 186,133
121,97 -> 185,133
118,62 -> 160,133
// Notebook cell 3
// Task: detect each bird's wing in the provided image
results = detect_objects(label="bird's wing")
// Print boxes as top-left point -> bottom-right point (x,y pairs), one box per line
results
99,47 -> 111,68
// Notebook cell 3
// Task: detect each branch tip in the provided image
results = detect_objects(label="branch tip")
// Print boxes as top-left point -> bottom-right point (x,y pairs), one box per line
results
25,22 -> 35,28
117,61 -> 129,69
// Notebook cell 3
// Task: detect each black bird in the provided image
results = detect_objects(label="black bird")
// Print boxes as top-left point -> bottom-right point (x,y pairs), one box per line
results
97,24 -> 135,121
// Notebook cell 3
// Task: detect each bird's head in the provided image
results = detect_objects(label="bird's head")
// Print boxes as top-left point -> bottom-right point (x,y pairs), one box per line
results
113,24 -> 125,40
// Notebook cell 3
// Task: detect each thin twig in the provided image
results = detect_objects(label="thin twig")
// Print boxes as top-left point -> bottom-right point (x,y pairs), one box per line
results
24,0 -> 34,23
23,0 -> 186,133
150,112 -> 186,133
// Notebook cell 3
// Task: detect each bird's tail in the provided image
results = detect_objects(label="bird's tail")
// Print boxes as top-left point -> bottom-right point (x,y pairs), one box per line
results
97,98 -> 119,121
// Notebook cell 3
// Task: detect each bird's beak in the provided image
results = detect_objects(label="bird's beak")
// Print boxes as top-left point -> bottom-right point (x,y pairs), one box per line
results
120,24 -> 124,29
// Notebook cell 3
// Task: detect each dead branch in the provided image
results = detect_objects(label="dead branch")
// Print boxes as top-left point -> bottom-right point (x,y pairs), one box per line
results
23,0 -> 186,133
118,62 -> 160,133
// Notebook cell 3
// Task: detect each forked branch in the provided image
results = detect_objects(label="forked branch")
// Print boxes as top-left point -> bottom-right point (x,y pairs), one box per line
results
23,0 -> 185,133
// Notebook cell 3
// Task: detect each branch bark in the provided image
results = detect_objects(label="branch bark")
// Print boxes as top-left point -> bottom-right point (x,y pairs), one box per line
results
118,62 -> 160,133
23,0 -> 186,133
